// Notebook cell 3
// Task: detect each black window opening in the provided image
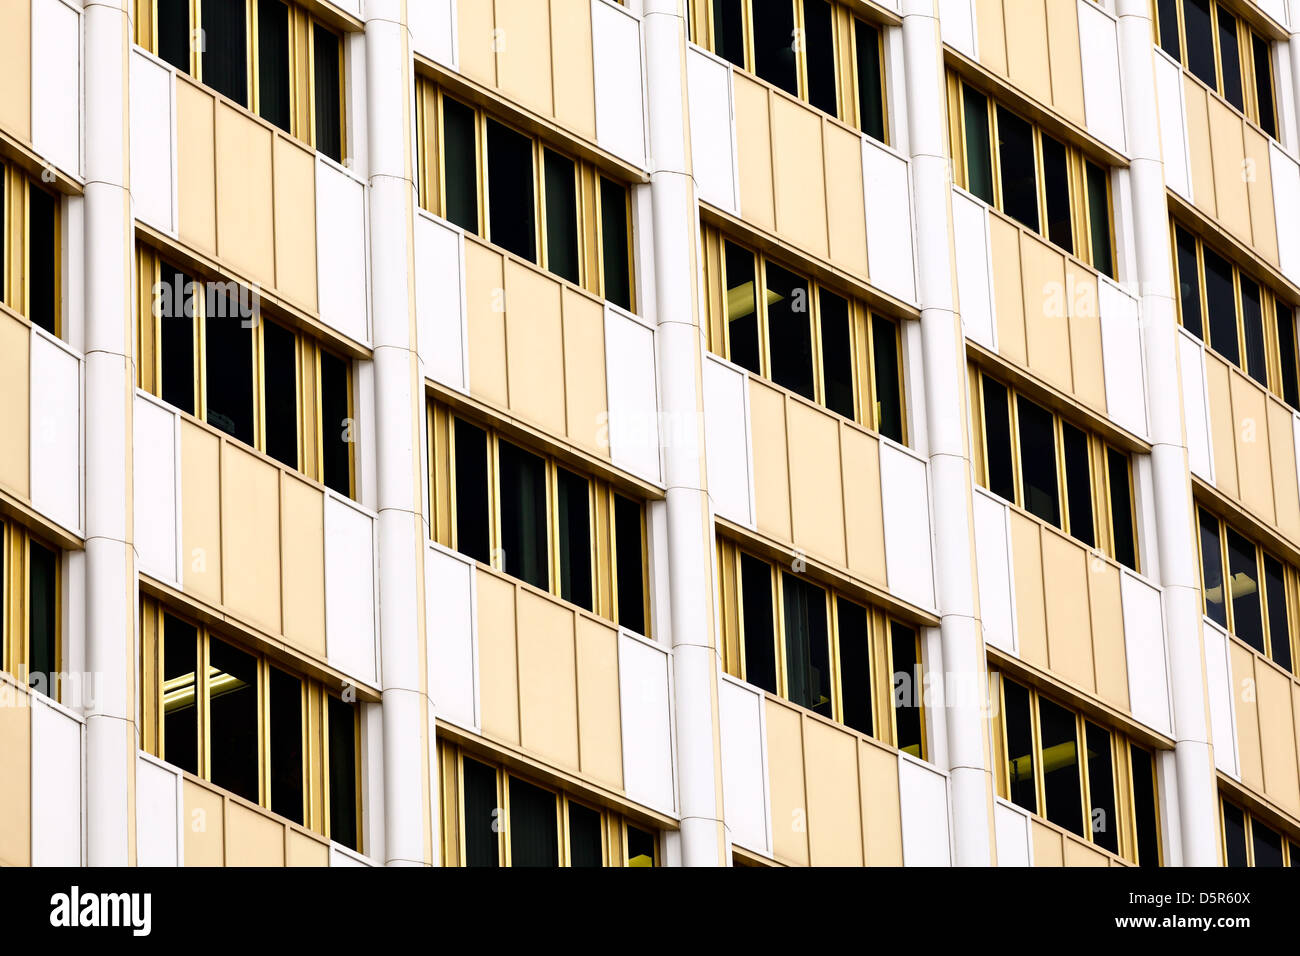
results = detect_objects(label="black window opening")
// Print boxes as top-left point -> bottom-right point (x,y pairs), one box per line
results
497,440 -> 549,591
765,262 -> 814,401
203,290 -> 255,446
462,757 -> 500,867
836,597 -> 872,737
1041,133 -> 1073,256
257,0 -> 292,133
28,185 -> 57,336
486,119 -> 536,262
1253,34 -> 1277,138
567,802 -> 603,867
1086,162 -> 1114,279
1107,448 -> 1138,572
1003,677 -> 1037,814
28,541 -> 57,693
890,623 -> 923,757
782,574 -> 831,718
724,241 -> 761,375
1225,524 -> 1264,653
855,19 -> 885,143
319,349 -> 352,496
600,177 -> 633,311
752,0 -> 797,96
739,553 -> 776,694
871,317 -> 904,444
441,96 -> 480,234
1239,276 -> 1267,387
1156,0 -> 1181,61
452,419 -> 491,565
997,106 -> 1039,233
626,826 -> 656,866
1252,819 -> 1284,867
1061,422 -> 1094,548
157,0 -> 191,73
1263,554 -> 1293,673
1216,5 -> 1243,112
1183,0 -> 1217,90
162,614 -> 199,777
819,290 -> 855,421
268,666 -> 304,825
963,85 -> 994,205
208,637 -> 260,805
313,24 -> 344,163
556,467 -> 593,612
711,0 -> 745,69
544,151 -> 580,285
1038,696 -> 1084,837
1222,801 -> 1248,867
1175,226 -> 1203,339
981,375 -> 1016,504
327,694 -> 359,850
613,493 -> 647,636
1199,507 -> 1227,628
1129,744 -> 1161,866
508,777 -> 559,867
1276,308 -> 1300,409
160,271 -> 196,415
202,0 -> 248,107
262,319 -> 299,470
1085,723 -> 1118,854
803,0 -> 837,118
1016,396 -> 1060,528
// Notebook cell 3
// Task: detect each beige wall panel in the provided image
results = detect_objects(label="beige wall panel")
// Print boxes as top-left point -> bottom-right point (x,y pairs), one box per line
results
1045,0 -> 1085,124
787,401 -> 847,566
550,0 -> 597,139
990,216 -> 1027,366
1066,264 -> 1106,413
1031,819 -> 1065,866
0,696 -> 30,866
765,699 -> 810,865
226,802 -> 286,866
176,81 -> 218,254
1182,79 -> 1216,219
1088,562 -> 1130,713
1230,643 -> 1264,793
1204,354 -> 1239,498
516,590 -> 580,771
1042,531 -> 1095,694
286,829 -> 329,867
494,0 -> 554,118
858,740 -> 904,865
1064,837 -> 1110,866
1254,663 -> 1300,814
0,0 -> 30,141
823,123 -> 869,278
1267,400 -> 1300,543
220,445 -> 283,635
975,0 -> 1009,76
183,780 -> 225,866
841,427 -> 888,585
272,136 -> 319,311
1207,100 -> 1251,244
575,616 -> 623,790
215,104 -> 276,289
477,572 -> 521,746
1245,129 -> 1278,266
1229,371 -> 1275,525
1020,234 -> 1072,394
1010,512 -> 1049,669
505,261 -> 567,437
732,74 -> 776,232
456,0 -> 498,87
280,474 -> 326,658
0,315 -> 30,499
561,289 -> 608,456
771,100 -> 829,259
465,240 -> 510,408
1004,0 -> 1052,108
749,380 -> 793,542
181,422 -> 224,606
803,720 -> 864,866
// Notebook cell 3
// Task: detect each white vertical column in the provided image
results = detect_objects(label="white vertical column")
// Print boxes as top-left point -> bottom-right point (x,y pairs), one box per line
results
900,0 -> 993,865
83,0 -> 137,867
643,0 -> 729,866
364,0 -> 434,866
1115,0 -> 1219,866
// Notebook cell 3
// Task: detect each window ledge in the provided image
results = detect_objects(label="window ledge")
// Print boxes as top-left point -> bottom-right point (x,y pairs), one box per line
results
1169,195 -> 1300,308
1193,474 -> 1300,570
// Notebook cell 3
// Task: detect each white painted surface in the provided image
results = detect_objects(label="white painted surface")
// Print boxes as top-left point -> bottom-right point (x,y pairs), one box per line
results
1255,0 -> 1287,29
414,211 -> 468,391
330,844 -> 376,866
952,188 -> 995,349
129,49 -> 176,234
685,45 -> 738,213
862,140 -> 917,304
899,755 -> 952,866
1202,617 -> 1239,780
1099,278 -> 1148,439
618,632 -> 676,816
1178,329 -> 1214,483
1078,0 -> 1126,154
938,0 -> 977,59
973,487 -> 1016,655
135,754 -> 183,867
1121,570 -> 1173,737
1270,142 -> 1300,287
993,798 -> 1032,867
409,0 -> 456,68
325,495 -> 378,686
1154,50 -> 1192,202
701,354 -> 754,526
425,543 -> 478,733
592,0 -> 647,168
132,393 -> 181,584
29,330 -> 81,534
881,443 -> 936,610
604,306 -> 661,483
316,158 -> 370,346
718,675 -> 770,856
31,0 -> 81,176
30,696 -> 81,866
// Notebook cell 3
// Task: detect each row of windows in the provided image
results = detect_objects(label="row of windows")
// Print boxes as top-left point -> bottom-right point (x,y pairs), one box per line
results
688,0 -> 888,143
993,673 -> 1162,864
0,521 -> 59,700
1,163 -> 60,337
971,368 -> 1139,571
438,744 -> 657,867
716,538 -> 926,758
141,599 -> 361,850
428,405 -> 650,637
140,0 -> 345,161
701,227 -> 906,444
1172,222 -> 1300,411
948,78 -> 1116,279
1221,796 -> 1300,866
1197,506 -> 1297,676
1155,0 -> 1276,137
414,83 -> 635,311
136,249 -> 355,498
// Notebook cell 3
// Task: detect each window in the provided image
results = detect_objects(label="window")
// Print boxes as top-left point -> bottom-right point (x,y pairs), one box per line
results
1155,0 -> 1277,136
949,79 -> 1116,278
1,164 -> 61,337
702,228 -> 907,442
428,404 -> 651,636
141,598 -> 362,849
139,0 -> 346,157
971,368 -> 1139,569
690,0 -> 889,142
1220,797 -> 1298,866
717,539 -> 927,758
415,84 -> 636,309
993,673 -> 1162,864
0,521 -> 61,701
1197,506 -> 1297,676
137,248 -> 356,497
438,743 -> 658,867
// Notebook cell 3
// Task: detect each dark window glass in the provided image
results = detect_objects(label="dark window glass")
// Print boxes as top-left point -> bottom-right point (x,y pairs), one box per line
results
600,177 -> 632,310
836,597 -> 872,737
982,376 -> 1016,503
1061,422 -> 1094,548
462,758 -> 500,867
803,0 -> 836,117
162,615 -> 199,776
1038,696 -> 1084,837
0,177 -> 4,303
1156,0 -> 1181,60
1017,396 -> 1060,527
508,777 -> 558,867
855,19 -> 885,143
782,575 -> 831,718
442,97 -> 479,233
724,242 -> 760,374
1222,801 -> 1248,866
1130,744 -> 1161,866
257,0 -> 291,133
711,0 -> 745,68
543,151 -> 580,284
740,554 -> 776,694
1264,554 -> 1292,673
613,494 -> 646,636
626,826 -> 656,866
1217,7 -> 1243,111
453,420 -> 491,564
752,0 -> 797,96
872,317 -> 903,444
567,802 -> 603,867
160,271 -> 195,415
1199,508 -> 1227,627
268,667 -> 303,825
1240,278 -> 1267,387
158,0 -> 191,72
327,695 -> 358,850
320,349 -> 351,496
1253,35 -> 1277,138
262,320 -> 298,470
1107,448 -> 1137,571
1003,679 -> 1036,813
486,120 -> 536,262
819,290 -> 854,420
890,623 -> 923,757
962,85 -> 994,204
1176,226 -> 1203,339
313,24 -> 343,162
1253,819 -> 1284,867
1085,723 -> 1118,854
997,106 -> 1039,232
1086,162 -> 1114,279
1184,0 -> 1217,90
202,0 -> 248,106
204,292 -> 254,446
1277,307 -> 1299,409
28,542 -> 56,692
208,638 -> 260,804
1041,134 -> 1073,255
498,441 -> 549,590
1226,525 -> 1264,653
556,468 -> 592,611
766,262 -> 814,400
28,186 -> 57,335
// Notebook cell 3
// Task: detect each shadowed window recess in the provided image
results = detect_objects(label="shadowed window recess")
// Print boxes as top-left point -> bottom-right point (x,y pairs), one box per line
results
1219,797 -> 1299,866
1,165 -> 62,338
0,523 -> 63,702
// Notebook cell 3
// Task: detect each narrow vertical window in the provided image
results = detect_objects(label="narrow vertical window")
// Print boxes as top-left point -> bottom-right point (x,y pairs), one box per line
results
724,242 -> 760,374
157,0 -> 191,72
1038,697 -> 1084,837
1199,508 -> 1227,628
836,598 -> 873,737
1156,0 -> 1181,60
962,85 -> 994,205
981,376 -> 1016,503
327,695 -> 358,850
711,0 -> 745,68
319,349 -> 351,496
556,468 -> 593,611
1175,226 -> 1203,339
508,777 -> 559,867
1253,34 -> 1277,138
1222,801 -> 1248,866
1252,820 -> 1284,867
160,271 -> 196,416
257,0 -> 292,133
1264,554 -> 1293,673
997,106 -> 1039,233
543,151 -> 580,285
1085,723 -> 1118,854
782,575 -> 831,718
1061,422 -> 1094,548
1184,0 -> 1217,89
262,320 -> 298,470
1107,448 -> 1137,571
1041,134 -> 1073,255
497,441 -> 549,590
202,0 -> 248,106
1276,307 -> 1299,409
752,0 -> 797,96
890,622 -> 923,757
1130,744 -> 1161,866
803,0 -> 837,117
855,19 -> 885,143
739,554 -> 777,694
441,96 -> 479,233
453,419 -> 491,565
162,615 -> 199,776
1216,7 -> 1244,111
871,317 -> 903,443
28,542 -> 56,691
204,290 -> 255,446
462,758 -> 500,866
600,177 -> 632,311
486,120 -> 536,262
208,638 -> 260,804
765,262 -> 814,400
28,186 -> 57,335
613,494 -> 647,636
313,24 -> 343,163
1240,277 -> 1267,387
819,290 -> 855,420
567,802 -> 603,867
1201,247 -> 1238,365
1226,526 -> 1264,652
626,826 -> 657,866
1017,396 -> 1060,527
268,667 -> 304,825
1086,162 -> 1114,279
1003,678 -> 1037,813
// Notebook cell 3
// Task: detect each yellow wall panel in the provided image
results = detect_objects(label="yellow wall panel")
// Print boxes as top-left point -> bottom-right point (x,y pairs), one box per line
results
1010,513 -> 1049,669
1255,662 -> 1300,815
1183,79 -> 1216,220
550,0 -> 596,139
1204,354 -> 1238,499
477,571 -> 520,746
494,0 -> 554,118
280,474 -> 326,658
272,136 -> 319,311
1207,100 -> 1251,245
858,739 -> 904,866
1088,562 -> 1130,713
1066,264 -> 1106,413
1064,837 -> 1110,866
765,699 -> 810,866
803,719 -> 864,866
575,616 -> 623,790
286,829 -> 329,867
749,380 -> 793,542
456,0 -> 498,87
516,589 -> 580,771
1229,370 -> 1275,526
0,694 -> 30,867
0,0 -> 30,141
990,216 -> 1027,366
215,104 -> 276,289
1042,531 -> 1095,694
183,780 -> 225,866
841,427 -> 887,585
1020,233 -> 1072,394
176,80 -> 218,254
1230,643 -> 1264,794
0,313 -> 30,499
733,74 -> 776,232
561,289 -> 608,457
465,239 -> 509,408
1045,0 -> 1085,125
1245,128 -> 1278,266
771,100 -> 829,259
1004,0 -> 1052,108
1031,819 -> 1064,866
787,400 -> 847,567
1267,400 -> 1300,543
220,444 -> 283,635
975,0 -> 1008,77
181,421 -> 223,606
504,261 -> 567,437
823,122 -> 869,278
226,801 -> 286,866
